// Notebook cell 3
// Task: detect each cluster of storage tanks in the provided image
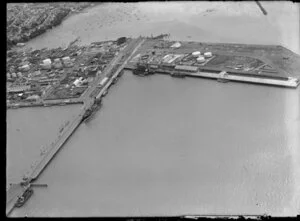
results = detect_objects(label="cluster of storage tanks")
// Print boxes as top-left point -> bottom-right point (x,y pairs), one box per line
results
40,56 -> 73,70
192,51 -> 212,63
7,56 -> 74,79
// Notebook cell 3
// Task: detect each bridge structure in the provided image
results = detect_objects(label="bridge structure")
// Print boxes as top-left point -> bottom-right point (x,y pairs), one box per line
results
6,37 -> 145,216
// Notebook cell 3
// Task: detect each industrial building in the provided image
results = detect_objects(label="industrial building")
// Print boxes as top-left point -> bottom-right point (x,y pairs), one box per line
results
174,65 -> 198,72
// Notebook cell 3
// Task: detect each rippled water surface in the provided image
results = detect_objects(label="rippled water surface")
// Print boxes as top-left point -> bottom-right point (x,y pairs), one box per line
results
11,72 -> 300,216
6,105 -> 82,187
7,2 -> 300,217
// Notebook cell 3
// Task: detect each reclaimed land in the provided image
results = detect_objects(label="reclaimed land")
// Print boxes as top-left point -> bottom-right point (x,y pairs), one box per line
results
7,3 -> 95,50
6,37 -> 129,109
127,38 -> 300,87
7,36 -> 300,110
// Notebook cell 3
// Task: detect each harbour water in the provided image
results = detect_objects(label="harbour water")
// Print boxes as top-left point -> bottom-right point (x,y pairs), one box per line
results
6,105 -> 82,187
11,72 -> 300,216
24,2 -> 300,54
7,2 -> 300,217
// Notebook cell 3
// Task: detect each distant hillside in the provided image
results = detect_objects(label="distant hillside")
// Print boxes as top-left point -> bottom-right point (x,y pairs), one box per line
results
7,3 -> 92,50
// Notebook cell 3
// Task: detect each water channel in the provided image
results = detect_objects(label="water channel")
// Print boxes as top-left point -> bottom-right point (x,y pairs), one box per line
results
7,2 -> 300,216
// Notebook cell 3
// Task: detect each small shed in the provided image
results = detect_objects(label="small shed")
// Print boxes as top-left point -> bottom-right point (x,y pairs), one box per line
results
204,52 -> 212,58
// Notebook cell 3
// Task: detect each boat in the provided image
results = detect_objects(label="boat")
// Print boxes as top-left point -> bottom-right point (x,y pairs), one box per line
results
217,71 -> 230,83
15,188 -> 33,208
82,108 -> 93,122
171,71 -> 185,78
133,64 -> 148,76
102,89 -> 108,96
82,99 -> 102,123
59,126 -> 64,133
217,78 -> 230,83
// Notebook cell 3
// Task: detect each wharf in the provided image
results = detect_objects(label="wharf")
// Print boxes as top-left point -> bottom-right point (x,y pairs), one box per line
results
126,64 -> 299,88
7,99 -> 84,109
6,184 -> 25,216
6,37 -> 145,216
29,38 -> 144,180
166,70 -> 298,88
125,63 -> 299,88
127,39 -> 300,88
28,112 -> 83,180
187,71 -> 299,87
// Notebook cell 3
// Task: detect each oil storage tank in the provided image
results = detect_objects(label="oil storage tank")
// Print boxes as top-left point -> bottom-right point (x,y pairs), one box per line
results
192,51 -> 201,57
197,56 -> 205,63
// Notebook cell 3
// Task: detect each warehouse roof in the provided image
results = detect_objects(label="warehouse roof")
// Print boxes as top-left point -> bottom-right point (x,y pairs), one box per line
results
175,65 -> 198,72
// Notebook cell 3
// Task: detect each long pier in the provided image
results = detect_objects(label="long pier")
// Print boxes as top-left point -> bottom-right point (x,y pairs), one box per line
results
125,65 -> 299,88
6,37 -> 145,216
186,71 -> 299,88
29,113 -> 83,180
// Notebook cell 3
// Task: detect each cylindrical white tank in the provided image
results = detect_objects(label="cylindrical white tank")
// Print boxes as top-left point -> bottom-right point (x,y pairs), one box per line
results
7,73 -> 11,78
192,51 -> 201,57
204,52 -> 212,58
197,56 -> 205,63
17,72 -> 23,78
11,73 -> 17,78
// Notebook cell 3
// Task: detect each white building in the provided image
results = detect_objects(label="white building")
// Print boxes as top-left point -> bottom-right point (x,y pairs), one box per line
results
204,52 -> 212,58
170,42 -> 181,48
73,77 -> 84,87
99,77 -> 109,86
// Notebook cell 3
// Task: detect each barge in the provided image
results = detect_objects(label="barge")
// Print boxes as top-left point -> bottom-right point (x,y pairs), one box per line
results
14,187 -> 33,208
